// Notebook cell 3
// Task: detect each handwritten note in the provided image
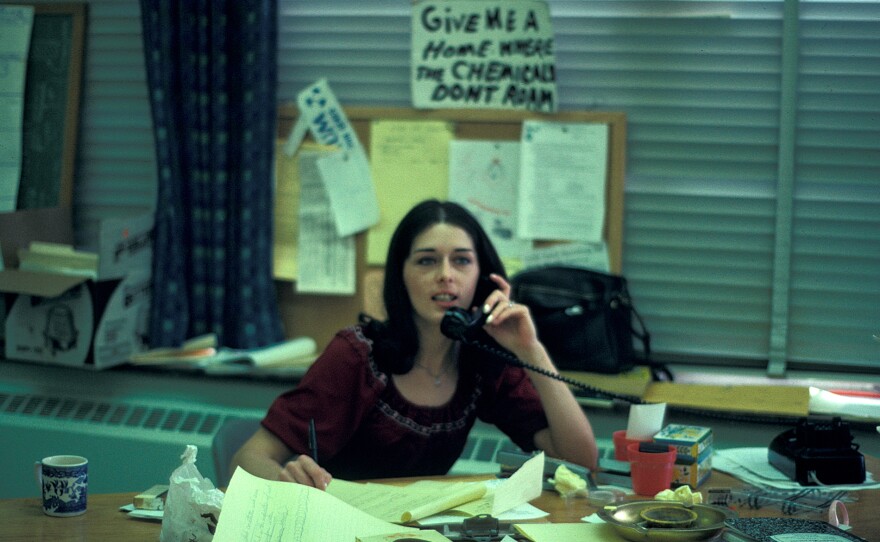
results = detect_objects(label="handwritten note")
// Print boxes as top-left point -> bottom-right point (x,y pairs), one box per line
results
517,120 -> 608,242
326,453 -> 545,524
411,0 -> 556,112
296,147 -> 356,295
0,5 -> 34,211
328,479 -> 486,523
213,468 -> 418,542
367,119 -> 453,264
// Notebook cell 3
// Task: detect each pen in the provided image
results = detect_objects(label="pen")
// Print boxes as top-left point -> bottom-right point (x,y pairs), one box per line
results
308,418 -> 318,463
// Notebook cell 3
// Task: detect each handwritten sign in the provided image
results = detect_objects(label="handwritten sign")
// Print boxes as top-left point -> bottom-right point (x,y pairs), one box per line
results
411,0 -> 556,112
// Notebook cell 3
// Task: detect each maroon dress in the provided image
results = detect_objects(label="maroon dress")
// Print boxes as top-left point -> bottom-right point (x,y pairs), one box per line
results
261,326 -> 549,480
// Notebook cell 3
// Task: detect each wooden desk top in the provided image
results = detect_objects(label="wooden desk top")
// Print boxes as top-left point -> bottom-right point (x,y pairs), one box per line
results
3,460 -> 877,542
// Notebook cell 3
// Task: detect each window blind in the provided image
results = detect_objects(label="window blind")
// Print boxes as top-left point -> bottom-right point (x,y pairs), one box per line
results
64,0 -> 157,248
57,0 -> 879,373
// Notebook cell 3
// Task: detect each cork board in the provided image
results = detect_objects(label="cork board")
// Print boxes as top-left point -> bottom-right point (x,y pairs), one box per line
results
275,106 -> 627,349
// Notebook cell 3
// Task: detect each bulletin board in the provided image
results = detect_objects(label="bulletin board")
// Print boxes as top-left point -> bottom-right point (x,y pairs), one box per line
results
275,105 -> 627,349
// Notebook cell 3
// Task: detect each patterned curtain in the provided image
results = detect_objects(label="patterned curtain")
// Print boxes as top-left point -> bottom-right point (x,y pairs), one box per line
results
140,0 -> 283,349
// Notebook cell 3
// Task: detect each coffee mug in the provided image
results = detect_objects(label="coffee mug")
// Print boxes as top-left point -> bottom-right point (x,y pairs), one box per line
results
36,455 -> 88,517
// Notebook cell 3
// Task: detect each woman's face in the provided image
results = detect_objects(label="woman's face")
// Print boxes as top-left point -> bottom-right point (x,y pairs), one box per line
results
403,223 -> 481,329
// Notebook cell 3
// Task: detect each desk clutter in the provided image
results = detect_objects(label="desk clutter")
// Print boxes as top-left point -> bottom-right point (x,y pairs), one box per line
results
111,441 -> 877,542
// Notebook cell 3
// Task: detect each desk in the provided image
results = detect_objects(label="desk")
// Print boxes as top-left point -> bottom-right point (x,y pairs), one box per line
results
2,460 -> 878,542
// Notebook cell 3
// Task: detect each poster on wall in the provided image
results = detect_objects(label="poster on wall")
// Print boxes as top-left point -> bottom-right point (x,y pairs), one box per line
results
410,0 -> 556,112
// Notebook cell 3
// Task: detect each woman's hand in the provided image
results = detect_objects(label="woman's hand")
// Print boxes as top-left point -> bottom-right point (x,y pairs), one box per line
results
480,273 -> 542,359
278,455 -> 332,490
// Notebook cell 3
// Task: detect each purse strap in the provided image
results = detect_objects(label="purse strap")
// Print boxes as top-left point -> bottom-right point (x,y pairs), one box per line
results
625,300 -> 674,382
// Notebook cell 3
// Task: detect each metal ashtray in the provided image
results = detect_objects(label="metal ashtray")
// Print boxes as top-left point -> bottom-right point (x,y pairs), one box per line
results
598,500 -> 737,542
639,505 -> 699,528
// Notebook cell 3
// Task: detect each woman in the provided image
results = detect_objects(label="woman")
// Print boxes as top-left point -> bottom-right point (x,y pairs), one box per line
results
231,200 -> 598,488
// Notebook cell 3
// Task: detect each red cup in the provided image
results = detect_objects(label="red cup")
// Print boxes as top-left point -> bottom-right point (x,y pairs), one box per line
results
627,442 -> 677,496
612,430 -> 652,461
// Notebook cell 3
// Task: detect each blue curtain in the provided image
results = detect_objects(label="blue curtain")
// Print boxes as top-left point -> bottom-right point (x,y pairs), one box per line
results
140,0 -> 283,349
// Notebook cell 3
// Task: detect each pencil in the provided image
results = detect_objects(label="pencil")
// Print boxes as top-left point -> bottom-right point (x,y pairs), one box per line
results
308,418 -> 318,463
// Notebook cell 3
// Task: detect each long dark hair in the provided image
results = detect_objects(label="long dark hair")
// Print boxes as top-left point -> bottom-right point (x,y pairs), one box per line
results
363,199 -> 506,374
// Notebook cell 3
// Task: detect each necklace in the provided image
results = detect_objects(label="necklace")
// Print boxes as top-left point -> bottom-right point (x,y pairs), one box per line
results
414,362 -> 450,387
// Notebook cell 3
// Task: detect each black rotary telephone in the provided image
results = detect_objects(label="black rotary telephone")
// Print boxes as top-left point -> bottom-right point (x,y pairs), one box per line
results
440,306 -> 642,403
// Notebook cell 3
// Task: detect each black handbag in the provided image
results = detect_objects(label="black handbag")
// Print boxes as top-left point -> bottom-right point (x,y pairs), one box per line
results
510,265 -> 655,375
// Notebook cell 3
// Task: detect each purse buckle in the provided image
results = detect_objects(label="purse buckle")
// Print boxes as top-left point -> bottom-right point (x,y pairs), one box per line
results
564,305 -> 584,316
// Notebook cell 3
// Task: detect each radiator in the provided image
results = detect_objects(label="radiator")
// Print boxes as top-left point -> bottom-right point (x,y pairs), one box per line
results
1,390 -> 615,499
0,390 -> 263,499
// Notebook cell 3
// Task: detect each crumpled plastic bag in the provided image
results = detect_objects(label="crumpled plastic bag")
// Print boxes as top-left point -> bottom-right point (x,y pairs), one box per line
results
160,445 -> 225,542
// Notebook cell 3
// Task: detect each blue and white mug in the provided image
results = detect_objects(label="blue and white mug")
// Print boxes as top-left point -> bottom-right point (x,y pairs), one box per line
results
35,455 -> 88,516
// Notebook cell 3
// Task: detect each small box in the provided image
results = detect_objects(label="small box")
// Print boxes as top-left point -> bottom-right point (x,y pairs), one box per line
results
673,452 -> 713,488
653,424 -> 713,462
133,484 -> 168,510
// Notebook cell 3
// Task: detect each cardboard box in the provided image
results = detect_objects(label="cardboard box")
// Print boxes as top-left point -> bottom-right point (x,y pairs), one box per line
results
653,424 -> 714,462
3,271 -> 151,369
0,207 -> 73,269
673,452 -> 713,488
0,210 -> 154,370
93,212 -> 154,281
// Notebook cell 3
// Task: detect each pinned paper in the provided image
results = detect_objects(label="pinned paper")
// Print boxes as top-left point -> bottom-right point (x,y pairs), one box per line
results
296,78 -> 379,236
626,403 -> 666,440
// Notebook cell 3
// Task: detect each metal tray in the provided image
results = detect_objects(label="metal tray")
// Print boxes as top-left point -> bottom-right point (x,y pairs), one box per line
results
598,500 -> 737,542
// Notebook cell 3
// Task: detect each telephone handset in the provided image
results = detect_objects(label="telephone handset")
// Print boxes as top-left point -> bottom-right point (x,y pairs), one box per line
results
440,306 -> 643,404
439,306 -> 490,343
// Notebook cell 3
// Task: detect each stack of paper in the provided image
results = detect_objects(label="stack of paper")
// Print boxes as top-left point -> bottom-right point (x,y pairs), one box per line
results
713,448 -> 879,491
213,453 -> 547,542
17,242 -> 99,279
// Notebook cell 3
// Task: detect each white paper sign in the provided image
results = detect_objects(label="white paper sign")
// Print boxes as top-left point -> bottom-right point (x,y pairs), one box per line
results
0,5 -> 34,211
517,120 -> 608,242
411,0 -> 556,112
296,79 -> 379,235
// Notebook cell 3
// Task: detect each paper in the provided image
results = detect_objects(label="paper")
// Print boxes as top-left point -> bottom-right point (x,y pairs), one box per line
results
273,138 -> 301,281
517,120 -> 608,243
213,468 -> 418,542
367,119 -> 454,264
514,522 -> 624,541
410,0 -> 557,112
448,140 -> 529,263
297,78 -> 379,236
0,5 -> 34,211
327,453 -> 545,525
625,403 -> 666,440
713,448 -> 880,492
491,450 -> 544,515
521,242 -> 610,273
296,148 -> 356,295
327,479 -> 486,524
283,114 -> 309,157
316,149 -> 377,237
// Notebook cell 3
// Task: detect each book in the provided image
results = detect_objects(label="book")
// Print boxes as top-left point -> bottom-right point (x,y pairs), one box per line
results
17,242 -> 99,279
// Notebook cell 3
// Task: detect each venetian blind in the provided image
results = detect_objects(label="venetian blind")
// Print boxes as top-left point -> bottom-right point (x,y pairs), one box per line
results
65,0 -> 879,373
